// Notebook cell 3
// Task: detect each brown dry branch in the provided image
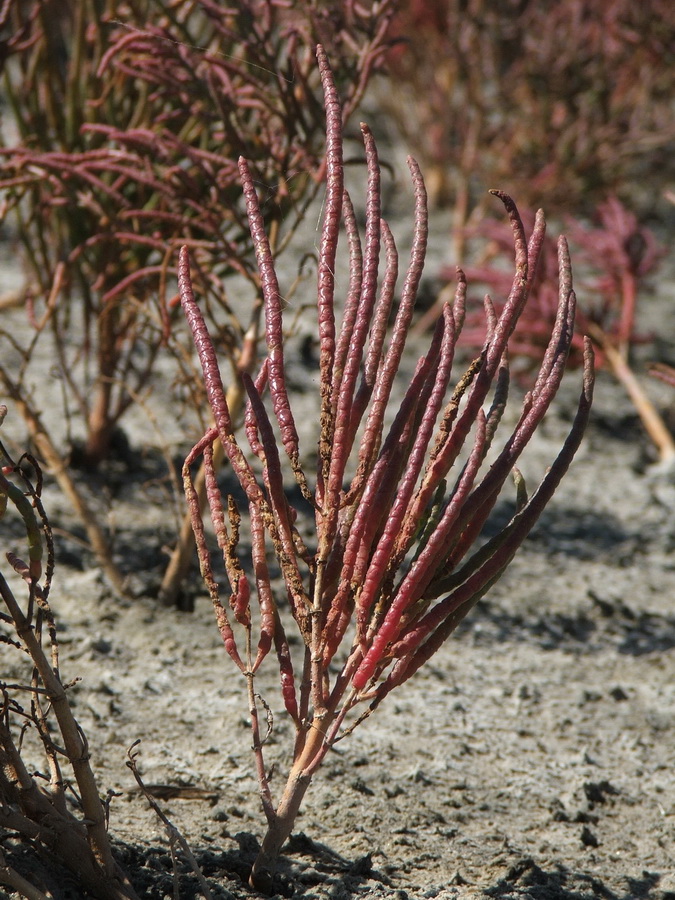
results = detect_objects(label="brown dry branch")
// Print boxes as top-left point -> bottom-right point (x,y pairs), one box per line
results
0,357 -> 128,596
0,407 -> 138,898
645,363 -> 675,464
182,48 -> 595,892
587,328 -> 675,464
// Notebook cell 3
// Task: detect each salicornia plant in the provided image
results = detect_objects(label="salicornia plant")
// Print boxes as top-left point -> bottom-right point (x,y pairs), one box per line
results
383,0 -> 675,261
182,47 -> 595,893
0,0 -> 394,465
431,199 -> 674,462
0,0 -> 394,604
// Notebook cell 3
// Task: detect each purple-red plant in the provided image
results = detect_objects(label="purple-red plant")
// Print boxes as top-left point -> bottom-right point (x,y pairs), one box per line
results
0,0 -> 395,601
430,199 -> 674,461
384,0 -> 675,255
432,199 -> 663,363
182,47 -> 594,891
0,0 -> 394,466
568,198 -> 664,357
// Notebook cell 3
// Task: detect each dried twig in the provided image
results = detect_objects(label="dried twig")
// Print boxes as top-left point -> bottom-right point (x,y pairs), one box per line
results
126,741 -> 214,900
0,411 -> 138,899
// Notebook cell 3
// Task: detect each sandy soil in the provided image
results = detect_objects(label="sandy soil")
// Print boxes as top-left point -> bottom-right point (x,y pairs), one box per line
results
1,197 -> 675,900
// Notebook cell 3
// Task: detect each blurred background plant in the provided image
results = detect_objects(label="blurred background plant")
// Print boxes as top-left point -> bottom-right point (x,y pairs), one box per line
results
382,0 -> 674,463
383,0 -> 675,256
0,0 -> 395,602
417,196 -> 675,463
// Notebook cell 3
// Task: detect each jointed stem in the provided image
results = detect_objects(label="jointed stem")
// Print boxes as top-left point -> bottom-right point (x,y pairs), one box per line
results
181,44 -> 594,895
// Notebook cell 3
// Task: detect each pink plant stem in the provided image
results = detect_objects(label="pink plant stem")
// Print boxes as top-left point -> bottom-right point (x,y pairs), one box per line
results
202,442 -> 250,626
272,608 -> 300,725
347,220 -> 399,438
179,246 -> 282,520
346,157 -> 428,504
182,433 -> 245,673
246,666 -> 276,827
427,266 -> 577,587
244,360 -> 269,461
396,200 -> 542,550
380,342 -> 595,696
350,305 -> 457,642
180,246 -> 311,641
249,706 -> 337,892
617,270 -> 636,358
320,124 -> 382,557
241,372 -> 310,630
352,409 -> 488,691
322,348 -> 442,661
330,189 -> 363,401
315,44 -> 344,504
249,499 -> 275,672
238,158 -> 309,497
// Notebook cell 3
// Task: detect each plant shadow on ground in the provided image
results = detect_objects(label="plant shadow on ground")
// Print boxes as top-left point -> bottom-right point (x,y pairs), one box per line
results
484,501 -> 634,561
46,439 -> 221,603
590,409 -> 656,450
110,831 -> 393,899
466,498 -> 675,655
457,592 -> 675,657
485,856 -> 674,900
91,843 -> 675,899
52,518 -> 176,599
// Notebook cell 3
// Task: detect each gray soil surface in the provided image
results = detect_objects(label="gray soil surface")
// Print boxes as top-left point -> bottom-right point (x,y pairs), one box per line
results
1,184 -> 675,900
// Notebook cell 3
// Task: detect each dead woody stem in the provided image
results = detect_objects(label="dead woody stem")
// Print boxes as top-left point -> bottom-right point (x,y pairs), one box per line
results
0,413 -> 138,899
